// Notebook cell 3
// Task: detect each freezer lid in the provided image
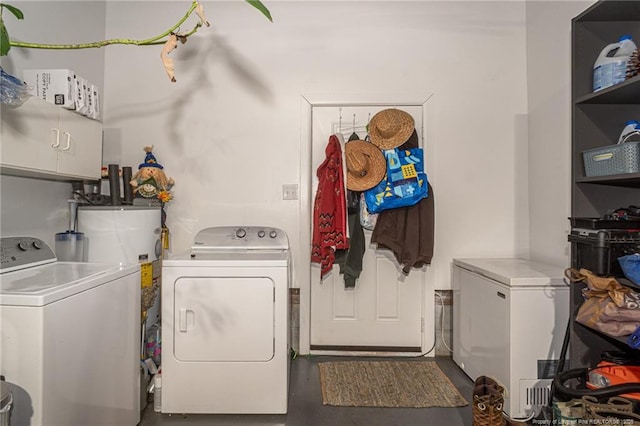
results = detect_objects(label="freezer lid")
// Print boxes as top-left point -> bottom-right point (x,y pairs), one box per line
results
0,262 -> 140,306
453,258 -> 566,287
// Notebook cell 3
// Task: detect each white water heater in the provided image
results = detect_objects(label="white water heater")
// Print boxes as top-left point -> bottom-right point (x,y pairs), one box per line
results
77,205 -> 162,326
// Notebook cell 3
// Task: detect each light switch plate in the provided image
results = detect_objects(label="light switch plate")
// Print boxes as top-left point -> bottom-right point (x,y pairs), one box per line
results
282,184 -> 299,200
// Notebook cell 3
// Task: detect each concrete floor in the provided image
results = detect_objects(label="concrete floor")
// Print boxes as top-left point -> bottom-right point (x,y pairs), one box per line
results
139,356 -> 475,426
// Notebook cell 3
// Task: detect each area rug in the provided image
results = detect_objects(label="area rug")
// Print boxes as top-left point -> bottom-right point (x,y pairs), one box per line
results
318,360 -> 468,408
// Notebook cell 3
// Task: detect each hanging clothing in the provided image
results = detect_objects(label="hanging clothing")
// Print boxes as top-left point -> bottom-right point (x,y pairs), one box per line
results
371,184 -> 434,273
335,192 -> 365,288
311,135 -> 349,278
371,131 -> 434,274
336,133 -> 350,239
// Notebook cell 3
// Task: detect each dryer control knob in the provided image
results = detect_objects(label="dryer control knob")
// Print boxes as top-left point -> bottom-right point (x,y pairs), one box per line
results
236,228 -> 247,239
32,240 -> 43,250
17,241 -> 29,251
269,230 -> 277,238
258,230 -> 266,238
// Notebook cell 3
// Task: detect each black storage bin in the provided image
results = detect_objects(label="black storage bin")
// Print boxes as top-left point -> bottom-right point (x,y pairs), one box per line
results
570,217 -> 640,230
568,230 -> 640,276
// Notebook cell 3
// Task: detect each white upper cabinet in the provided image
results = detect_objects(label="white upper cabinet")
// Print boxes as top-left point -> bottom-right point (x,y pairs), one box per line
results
1,97 -> 102,180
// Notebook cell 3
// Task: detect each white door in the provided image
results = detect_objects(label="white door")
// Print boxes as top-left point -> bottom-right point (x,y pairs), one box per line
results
310,105 -> 425,353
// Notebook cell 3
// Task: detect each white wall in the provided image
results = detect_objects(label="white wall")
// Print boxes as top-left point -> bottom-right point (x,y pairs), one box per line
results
0,176 -> 72,248
0,0 -> 584,288
0,1 -> 106,85
0,0 -> 587,354
103,0 -> 529,292
0,1 -> 106,248
525,0 -> 594,268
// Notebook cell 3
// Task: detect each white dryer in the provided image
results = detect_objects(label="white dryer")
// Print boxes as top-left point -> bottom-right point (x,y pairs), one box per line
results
161,226 -> 290,414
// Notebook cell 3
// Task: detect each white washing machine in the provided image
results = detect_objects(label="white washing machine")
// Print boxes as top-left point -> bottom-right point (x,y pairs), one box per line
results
161,226 -> 290,414
0,236 -> 141,426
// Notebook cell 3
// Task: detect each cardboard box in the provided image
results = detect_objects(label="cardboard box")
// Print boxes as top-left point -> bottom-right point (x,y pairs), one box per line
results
23,69 -> 76,109
77,77 -> 90,116
84,78 -> 93,117
74,76 -> 86,114
90,84 -> 101,120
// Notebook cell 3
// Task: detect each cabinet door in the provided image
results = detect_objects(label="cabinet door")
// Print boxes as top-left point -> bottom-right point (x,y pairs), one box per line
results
0,97 -> 59,174
56,109 -> 102,179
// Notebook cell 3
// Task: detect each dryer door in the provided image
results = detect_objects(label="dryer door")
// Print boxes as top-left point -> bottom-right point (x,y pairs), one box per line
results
173,276 -> 275,362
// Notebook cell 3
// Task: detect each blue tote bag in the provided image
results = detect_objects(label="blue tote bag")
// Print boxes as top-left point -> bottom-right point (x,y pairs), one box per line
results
364,147 -> 429,214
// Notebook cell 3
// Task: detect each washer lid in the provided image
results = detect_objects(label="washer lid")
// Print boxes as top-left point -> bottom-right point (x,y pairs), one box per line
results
0,262 -> 140,306
453,258 -> 566,287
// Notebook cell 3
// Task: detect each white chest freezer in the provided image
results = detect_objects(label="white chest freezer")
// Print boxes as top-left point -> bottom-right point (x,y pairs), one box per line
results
452,258 -> 569,419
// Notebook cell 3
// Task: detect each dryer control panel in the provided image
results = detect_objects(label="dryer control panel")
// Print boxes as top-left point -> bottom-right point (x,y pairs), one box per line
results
191,226 -> 289,252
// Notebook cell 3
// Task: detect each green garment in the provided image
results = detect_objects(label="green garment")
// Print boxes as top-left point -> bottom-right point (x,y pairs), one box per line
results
335,210 -> 365,288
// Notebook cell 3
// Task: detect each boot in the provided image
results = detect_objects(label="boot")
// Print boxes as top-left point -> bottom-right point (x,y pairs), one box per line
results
474,376 -> 505,396
473,376 -> 505,426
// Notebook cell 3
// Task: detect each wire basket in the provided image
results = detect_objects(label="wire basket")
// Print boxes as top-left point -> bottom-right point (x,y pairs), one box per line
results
583,142 -> 640,177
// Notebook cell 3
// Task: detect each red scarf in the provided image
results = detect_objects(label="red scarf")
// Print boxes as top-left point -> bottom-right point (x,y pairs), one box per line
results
311,135 -> 349,277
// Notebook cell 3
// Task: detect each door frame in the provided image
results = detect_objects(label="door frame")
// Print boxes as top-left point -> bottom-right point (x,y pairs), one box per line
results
298,93 -> 437,356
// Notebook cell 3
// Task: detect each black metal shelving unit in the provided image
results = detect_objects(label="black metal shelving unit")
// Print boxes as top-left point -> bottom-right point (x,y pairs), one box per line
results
569,0 -> 640,368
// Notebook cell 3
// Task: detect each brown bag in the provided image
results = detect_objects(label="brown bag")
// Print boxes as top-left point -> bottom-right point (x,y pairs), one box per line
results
566,268 -> 640,336
582,396 -> 640,424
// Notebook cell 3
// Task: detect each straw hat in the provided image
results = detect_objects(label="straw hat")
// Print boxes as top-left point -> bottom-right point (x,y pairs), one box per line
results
368,109 -> 415,149
345,140 -> 386,191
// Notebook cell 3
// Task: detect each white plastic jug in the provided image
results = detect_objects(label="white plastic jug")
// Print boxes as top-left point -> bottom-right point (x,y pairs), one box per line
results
618,120 -> 640,144
593,35 -> 637,92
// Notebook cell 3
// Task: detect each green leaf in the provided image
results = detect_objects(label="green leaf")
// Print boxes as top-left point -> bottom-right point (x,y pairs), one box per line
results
0,21 -> 10,56
0,3 -> 24,56
245,0 -> 272,22
1,4 -> 24,20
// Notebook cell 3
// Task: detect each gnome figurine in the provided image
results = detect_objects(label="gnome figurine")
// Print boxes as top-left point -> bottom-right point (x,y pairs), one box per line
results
130,146 -> 175,202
